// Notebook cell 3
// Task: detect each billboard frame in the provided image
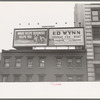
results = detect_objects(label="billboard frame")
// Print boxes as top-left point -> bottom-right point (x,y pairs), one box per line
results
48,27 -> 85,46
13,27 -> 85,48
13,28 -> 48,48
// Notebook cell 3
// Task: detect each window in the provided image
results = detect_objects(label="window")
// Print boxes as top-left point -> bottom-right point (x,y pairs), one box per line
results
67,58 -> 73,67
38,74 -> 45,82
92,26 -> 100,39
15,58 -> 21,68
39,58 -> 45,68
95,64 -> 100,81
2,75 -> 9,82
56,58 -> 62,68
94,46 -> 100,60
76,75 -> 83,81
56,75 -> 63,82
67,75 -> 74,81
14,75 -> 20,82
91,8 -> 100,21
27,57 -> 33,68
4,57 -> 10,68
26,74 -> 33,82
75,57 -> 82,67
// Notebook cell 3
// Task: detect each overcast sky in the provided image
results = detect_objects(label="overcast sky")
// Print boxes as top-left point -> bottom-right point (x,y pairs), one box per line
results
0,2 -> 75,52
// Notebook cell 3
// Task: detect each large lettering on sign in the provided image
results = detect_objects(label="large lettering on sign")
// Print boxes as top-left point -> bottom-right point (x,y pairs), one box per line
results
14,29 -> 47,47
49,28 -> 84,46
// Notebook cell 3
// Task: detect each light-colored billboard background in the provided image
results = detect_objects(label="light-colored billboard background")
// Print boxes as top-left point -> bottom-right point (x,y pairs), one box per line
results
49,28 -> 84,46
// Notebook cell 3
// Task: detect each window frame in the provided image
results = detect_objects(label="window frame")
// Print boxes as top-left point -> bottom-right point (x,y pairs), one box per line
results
67,75 -> 74,81
67,57 -> 73,67
55,74 -> 63,82
56,57 -> 62,68
15,57 -> 22,68
27,57 -> 33,68
75,57 -> 82,67
39,57 -> 45,68
94,64 -> 100,81
2,74 -> 9,82
4,57 -> 11,68
38,74 -> 45,82
94,46 -> 100,60
91,8 -> 100,22
26,74 -> 33,82
76,75 -> 83,81
92,26 -> 100,40
14,74 -> 21,82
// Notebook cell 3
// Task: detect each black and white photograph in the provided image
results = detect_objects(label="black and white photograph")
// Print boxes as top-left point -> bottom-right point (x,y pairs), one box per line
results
0,1 -> 100,98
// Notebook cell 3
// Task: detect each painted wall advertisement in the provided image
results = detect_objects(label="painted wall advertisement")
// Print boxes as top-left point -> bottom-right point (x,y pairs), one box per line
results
49,28 -> 84,46
14,29 -> 47,47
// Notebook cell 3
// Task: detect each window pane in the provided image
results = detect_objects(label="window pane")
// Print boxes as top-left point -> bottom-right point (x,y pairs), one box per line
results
4,63 -> 10,68
92,27 -> 100,39
68,58 -> 72,62
16,58 -> 21,62
16,58 -> 21,68
27,58 -> 33,68
39,58 -> 45,68
26,75 -> 33,82
16,63 -> 21,68
2,75 -> 8,82
76,58 -> 82,67
56,58 -> 62,68
94,46 -> 100,60
4,58 -> 10,68
67,58 -> 73,67
38,75 -> 45,82
14,75 -> 20,82
95,65 -> 100,81
94,54 -> 100,60
56,75 -> 62,82
92,11 -> 98,15
94,46 -> 100,53
67,75 -> 74,81
76,76 -> 83,81
93,16 -> 99,21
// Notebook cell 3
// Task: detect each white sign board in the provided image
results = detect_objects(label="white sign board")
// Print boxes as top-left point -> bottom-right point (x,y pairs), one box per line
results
49,28 -> 84,46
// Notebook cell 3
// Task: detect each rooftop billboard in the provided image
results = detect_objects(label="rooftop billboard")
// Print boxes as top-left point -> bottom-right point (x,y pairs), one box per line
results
13,29 -> 48,47
13,28 -> 84,47
49,28 -> 84,46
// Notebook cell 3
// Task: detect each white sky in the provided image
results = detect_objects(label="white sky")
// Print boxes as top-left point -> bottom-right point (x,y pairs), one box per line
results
0,2 -> 75,52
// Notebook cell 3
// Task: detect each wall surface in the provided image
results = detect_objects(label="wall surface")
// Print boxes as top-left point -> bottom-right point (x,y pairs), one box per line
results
0,50 -> 87,82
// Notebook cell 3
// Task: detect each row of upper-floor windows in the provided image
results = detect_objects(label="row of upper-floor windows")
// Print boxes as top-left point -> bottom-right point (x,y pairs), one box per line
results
3,56 -> 83,68
85,8 -> 100,40
2,74 -> 83,82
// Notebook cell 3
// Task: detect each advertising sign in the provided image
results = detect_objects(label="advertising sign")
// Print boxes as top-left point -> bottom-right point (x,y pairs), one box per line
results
13,29 -> 47,47
49,28 -> 84,46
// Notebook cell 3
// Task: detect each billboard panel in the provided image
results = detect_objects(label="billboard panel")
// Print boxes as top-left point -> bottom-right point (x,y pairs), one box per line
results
13,29 -> 47,47
49,28 -> 84,46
